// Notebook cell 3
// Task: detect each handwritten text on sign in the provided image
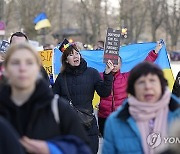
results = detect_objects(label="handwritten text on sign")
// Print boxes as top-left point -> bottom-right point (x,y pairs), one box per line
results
104,28 -> 121,64
38,50 -> 52,75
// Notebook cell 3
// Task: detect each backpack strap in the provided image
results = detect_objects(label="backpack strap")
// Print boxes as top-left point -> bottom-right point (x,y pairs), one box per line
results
51,94 -> 60,124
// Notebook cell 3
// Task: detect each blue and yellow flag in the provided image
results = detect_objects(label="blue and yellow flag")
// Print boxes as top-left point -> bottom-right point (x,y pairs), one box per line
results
53,42 -> 174,106
33,12 -> 51,30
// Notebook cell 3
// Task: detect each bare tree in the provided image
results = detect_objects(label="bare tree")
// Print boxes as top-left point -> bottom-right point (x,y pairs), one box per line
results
163,0 -> 180,51
3,0 -> 14,27
103,0 -> 109,27
11,0 -> 58,42
120,0 -> 147,43
147,0 -> 164,41
4,0 -> 179,50
0,0 -> 4,20
80,0 -> 102,44
3,0 -> 19,38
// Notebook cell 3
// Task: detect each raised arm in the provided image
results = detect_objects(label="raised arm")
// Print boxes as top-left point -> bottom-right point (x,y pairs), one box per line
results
145,41 -> 162,62
94,60 -> 114,97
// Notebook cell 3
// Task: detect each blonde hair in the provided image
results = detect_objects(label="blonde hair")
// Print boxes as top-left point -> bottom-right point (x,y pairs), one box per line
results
4,43 -> 41,67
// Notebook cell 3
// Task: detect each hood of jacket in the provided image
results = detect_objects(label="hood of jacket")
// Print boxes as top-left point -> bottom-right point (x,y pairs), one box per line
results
0,79 -> 53,112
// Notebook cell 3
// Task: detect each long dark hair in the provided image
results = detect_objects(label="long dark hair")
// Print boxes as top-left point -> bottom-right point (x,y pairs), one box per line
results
127,62 -> 168,97
61,44 -> 80,73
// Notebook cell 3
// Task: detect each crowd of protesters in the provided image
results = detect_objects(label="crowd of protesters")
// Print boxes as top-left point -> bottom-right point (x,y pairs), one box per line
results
0,32 -> 179,154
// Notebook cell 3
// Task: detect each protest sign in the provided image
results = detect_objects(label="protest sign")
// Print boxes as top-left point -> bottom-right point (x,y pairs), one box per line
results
0,40 -> 9,52
104,28 -> 121,64
38,50 -> 52,75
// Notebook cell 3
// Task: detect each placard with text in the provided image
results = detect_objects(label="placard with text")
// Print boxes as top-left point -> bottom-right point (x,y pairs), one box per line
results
0,40 -> 9,52
38,50 -> 52,75
103,28 -> 121,64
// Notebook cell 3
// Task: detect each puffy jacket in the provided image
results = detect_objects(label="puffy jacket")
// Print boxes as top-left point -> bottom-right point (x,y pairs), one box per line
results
98,71 -> 129,118
98,50 -> 158,118
102,95 -> 180,154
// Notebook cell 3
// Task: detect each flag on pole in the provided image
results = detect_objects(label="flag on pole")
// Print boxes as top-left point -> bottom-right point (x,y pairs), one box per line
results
33,12 -> 51,30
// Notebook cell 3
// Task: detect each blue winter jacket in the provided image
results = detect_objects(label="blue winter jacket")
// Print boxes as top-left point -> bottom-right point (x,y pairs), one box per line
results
102,95 -> 180,154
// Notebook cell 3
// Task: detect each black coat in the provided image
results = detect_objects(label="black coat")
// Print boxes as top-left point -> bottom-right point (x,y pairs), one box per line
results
0,117 -> 25,154
53,58 -> 113,111
172,71 -> 180,97
53,58 -> 113,153
0,79 -> 89,144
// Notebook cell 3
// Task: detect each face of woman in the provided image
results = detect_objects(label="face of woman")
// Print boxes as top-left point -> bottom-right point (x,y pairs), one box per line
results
5,49 -> 40,90
134,73 -> 162,103
112,57 -> 121,73
66,49 -> 81,66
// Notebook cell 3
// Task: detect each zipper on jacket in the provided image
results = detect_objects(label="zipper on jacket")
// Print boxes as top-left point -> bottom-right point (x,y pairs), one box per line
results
111,76 -> 115,112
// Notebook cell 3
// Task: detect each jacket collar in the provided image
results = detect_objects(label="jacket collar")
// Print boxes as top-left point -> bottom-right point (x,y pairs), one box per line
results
113,70 -> 120,78
116,101 -> 142,142
65,58 -> 87,75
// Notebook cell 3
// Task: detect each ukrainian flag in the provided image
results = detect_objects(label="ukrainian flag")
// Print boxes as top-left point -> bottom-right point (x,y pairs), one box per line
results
53,42 -> 174,107
33,12 -> 51,30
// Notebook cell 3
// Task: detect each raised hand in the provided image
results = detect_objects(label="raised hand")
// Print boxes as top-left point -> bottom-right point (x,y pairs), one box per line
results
154,40 -> 163,54
105,60 -> 114,74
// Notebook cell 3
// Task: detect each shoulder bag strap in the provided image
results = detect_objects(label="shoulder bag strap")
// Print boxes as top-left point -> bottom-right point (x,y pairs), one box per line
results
51,94 -> 60,124
63,73 -> 73,105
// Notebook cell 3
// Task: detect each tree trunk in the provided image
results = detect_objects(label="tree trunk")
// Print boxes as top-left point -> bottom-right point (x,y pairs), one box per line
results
152,26 -> 156,42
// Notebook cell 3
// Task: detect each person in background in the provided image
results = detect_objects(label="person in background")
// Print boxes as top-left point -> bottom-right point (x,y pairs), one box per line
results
74,41 -> 85,51
0,43 -> 91,154
102,62 -> 180,154
53,39 -> 114,154
0,117 -> 25,154
172,71 -> 180,97
9,32 -> 50,83
43,43 -> 54,50
98,41 -> 162,137
10,32 -> 28,44
93,41 -> 104,50
52,33 -> 61,46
